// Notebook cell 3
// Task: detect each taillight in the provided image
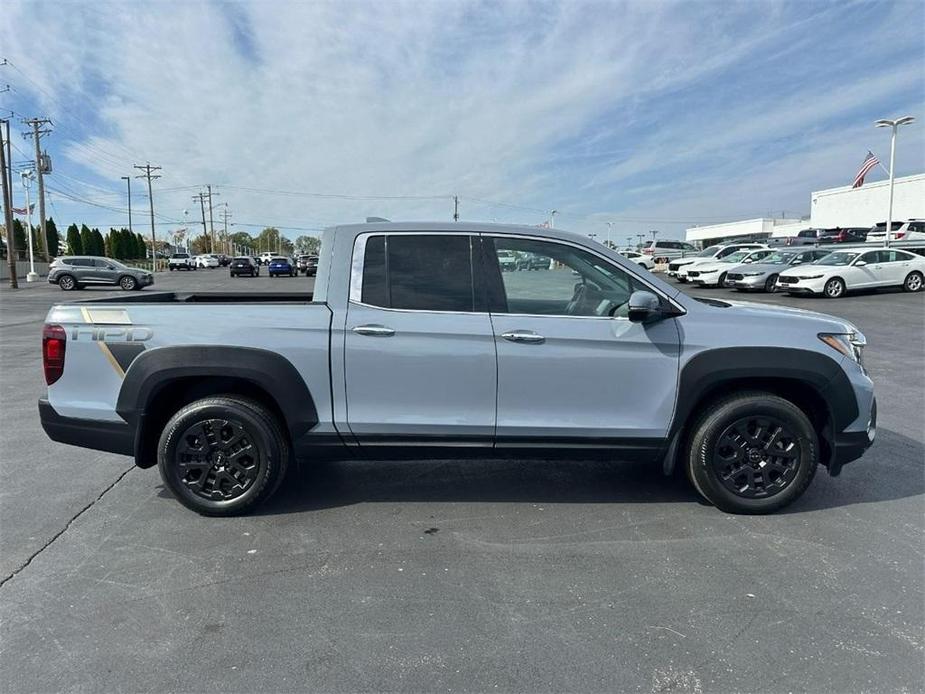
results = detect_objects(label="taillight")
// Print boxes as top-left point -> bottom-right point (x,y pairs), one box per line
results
43,324 -> 67,385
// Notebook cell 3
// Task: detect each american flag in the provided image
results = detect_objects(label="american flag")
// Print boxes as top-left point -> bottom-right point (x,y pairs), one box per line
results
852,151 -> 879,188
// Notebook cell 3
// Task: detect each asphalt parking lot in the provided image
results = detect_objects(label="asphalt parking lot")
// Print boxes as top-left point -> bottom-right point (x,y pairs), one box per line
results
1,268 -> 923,693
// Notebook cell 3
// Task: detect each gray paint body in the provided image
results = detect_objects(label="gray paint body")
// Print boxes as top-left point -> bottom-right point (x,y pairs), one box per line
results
43,221 -> 874,454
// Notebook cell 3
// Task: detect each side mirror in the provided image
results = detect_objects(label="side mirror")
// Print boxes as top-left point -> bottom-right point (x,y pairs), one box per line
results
743,258 -> 753,264
792,260 -> 802,265
627,290 -> 662,323
855,260 -> 867,267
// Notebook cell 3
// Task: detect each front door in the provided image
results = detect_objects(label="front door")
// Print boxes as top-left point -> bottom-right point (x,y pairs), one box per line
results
483,235 -> 682,447
344,233 -> 497,444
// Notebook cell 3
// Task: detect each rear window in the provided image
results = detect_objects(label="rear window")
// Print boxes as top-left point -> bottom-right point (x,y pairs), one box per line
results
172,253 -> 189,258
271,257 -> 288,263
233,257 -> 250,262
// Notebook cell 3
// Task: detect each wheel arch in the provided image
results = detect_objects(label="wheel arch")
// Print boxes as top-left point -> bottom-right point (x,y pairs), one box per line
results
662,347 -> 856,476
117,346 -> 318,468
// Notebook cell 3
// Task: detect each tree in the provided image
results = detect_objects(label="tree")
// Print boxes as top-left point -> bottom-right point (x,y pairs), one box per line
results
135,232 -> 146,259
105,230 -> 114,258
45,218 -> 60,257
92,228 -> 105,257
294,235 -> 321,254
80,225 -> 94,256
228,231 -> 255,254
12,219 -> 27,259
66,224 -> 82,255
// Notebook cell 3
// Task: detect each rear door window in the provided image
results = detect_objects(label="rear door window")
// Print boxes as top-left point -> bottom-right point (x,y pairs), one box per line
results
358,234 -> 475,312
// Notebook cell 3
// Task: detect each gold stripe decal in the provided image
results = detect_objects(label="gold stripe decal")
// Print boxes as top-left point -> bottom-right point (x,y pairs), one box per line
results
97,342 -> 126,379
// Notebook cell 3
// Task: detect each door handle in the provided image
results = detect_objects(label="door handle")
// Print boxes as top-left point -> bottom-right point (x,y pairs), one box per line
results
352,324 -> 395,337
501,330 -> 545,344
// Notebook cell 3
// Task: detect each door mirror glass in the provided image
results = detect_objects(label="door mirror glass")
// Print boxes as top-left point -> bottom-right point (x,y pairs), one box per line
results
627,290 -> 661,323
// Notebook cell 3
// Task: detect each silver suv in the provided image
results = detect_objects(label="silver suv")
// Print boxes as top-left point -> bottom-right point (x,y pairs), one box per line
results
641,239 -> 698,263
47,256 -> 154,291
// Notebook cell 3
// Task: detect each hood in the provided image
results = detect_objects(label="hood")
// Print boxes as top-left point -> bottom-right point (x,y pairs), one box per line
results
704,297 -> 857,332
726,262 -> 789,274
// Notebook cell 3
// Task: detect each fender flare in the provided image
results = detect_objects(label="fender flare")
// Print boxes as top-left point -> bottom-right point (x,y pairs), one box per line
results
663,346 -> 858,473
116,345 -> 318,440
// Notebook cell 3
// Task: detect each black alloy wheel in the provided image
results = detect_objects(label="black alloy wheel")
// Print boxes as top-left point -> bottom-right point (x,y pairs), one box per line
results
686,391 -> 818,514
158,396 -> 289,515
711,415 -> 800,499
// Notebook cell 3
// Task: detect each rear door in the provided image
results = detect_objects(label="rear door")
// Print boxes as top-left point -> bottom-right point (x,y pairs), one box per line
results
343,233 -> 497,444
483,235 -> 681,447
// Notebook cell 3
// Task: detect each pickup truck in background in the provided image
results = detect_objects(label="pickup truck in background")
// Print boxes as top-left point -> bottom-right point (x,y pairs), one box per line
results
39,222 -> 876,516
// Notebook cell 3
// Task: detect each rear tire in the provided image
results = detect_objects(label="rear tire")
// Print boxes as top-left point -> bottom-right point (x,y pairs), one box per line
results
685,392 -> 818,514
823,277 -> 845,298
157,396 -> 290,516
58,274 -> 77,291
903,271 -> 923,293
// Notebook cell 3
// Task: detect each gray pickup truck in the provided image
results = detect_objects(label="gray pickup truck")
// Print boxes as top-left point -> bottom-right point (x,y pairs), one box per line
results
39,222 -> 876,516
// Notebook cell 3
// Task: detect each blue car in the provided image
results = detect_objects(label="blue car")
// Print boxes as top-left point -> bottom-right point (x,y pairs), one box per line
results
267,257 -> 296,277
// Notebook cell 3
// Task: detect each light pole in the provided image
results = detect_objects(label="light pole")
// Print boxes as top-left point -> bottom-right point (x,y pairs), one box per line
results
550,210 -> 558,228
121,176 -> 133,233
650,229 -> 659,241
588,232 -> 598,243
606,221 -> 614,248
875,116 -> 915,247
20,170 -> 38,282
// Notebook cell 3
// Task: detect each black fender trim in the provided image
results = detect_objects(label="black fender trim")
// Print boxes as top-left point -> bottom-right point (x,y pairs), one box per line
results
116,345 -> 319,440
664,347 -> 858,473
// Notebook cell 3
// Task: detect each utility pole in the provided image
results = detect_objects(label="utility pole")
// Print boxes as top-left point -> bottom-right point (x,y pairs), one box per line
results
192,191 -> 209,251
121,176 -> 133,232
453,195 -> 459,222
22,117 -> 52,260
0,119 -> 18,288
206,184 -> 219,253
219,204 -> 231,254
134,163 -> 161,266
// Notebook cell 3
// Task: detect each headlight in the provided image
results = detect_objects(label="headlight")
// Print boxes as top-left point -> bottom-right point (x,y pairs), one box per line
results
819,331 -> 866,365
742,272 -> 763,277
799,274 -> 824,280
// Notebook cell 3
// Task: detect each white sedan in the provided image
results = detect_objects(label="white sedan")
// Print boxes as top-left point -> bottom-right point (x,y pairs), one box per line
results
619,250 -> 655,270
685,249 -> 774,287
194,254 -> 220,268
777,248 -> 925,298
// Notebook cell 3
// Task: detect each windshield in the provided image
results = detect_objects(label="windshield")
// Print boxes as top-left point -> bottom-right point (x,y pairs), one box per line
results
761,251 -> 797,264
721,251 -> 751,263
697,245 -> 721,257
816,251 -> 859,266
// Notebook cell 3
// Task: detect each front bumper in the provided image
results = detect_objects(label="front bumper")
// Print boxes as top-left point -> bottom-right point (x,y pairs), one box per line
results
39,398 -> 134,456
830,398 -> 876,476
777,276 -> 825,294
725,275 -> 766,289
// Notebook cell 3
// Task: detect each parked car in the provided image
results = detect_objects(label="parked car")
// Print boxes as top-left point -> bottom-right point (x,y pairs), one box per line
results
619,250 -> 655,270
297,255 -> 319,276
516,253 -> 552,271
685,248 -> 774,287
40,221 -> 876,517
215,254 -> 231,267
817,227 -> 870,244
267,257 -> 297,277
777,248 -> 925,297
767,228 -> 830,246
229,256 -> 260,277
47,256 -> 154,291
497,250 -> 517,271
866,220 -> 925,244
195,254 -> 219,269
258,251 -> 276,266
671,243 -> 769,282
640,239 -> 698,263
168,252 -> 196,271
724,248 -> 833,292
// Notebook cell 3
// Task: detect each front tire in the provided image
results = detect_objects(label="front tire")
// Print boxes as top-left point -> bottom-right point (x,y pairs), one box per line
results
157,396 -> 290,516
823,277 -> 845,298
903,271 -> 923,293
685,392 -> 818,514
765,274 -> 778,293
120,276 -> 138,291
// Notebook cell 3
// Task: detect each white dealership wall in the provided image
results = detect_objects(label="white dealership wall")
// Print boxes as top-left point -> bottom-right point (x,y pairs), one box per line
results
685,172 -> 924,244
811,173 -> 924,227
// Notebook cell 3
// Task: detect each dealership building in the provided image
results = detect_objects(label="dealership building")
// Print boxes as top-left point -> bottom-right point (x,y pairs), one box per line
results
685,172 -> 925,245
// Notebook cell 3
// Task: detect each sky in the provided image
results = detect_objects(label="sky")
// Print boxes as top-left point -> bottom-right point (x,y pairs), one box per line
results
2,0 -> 924,246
